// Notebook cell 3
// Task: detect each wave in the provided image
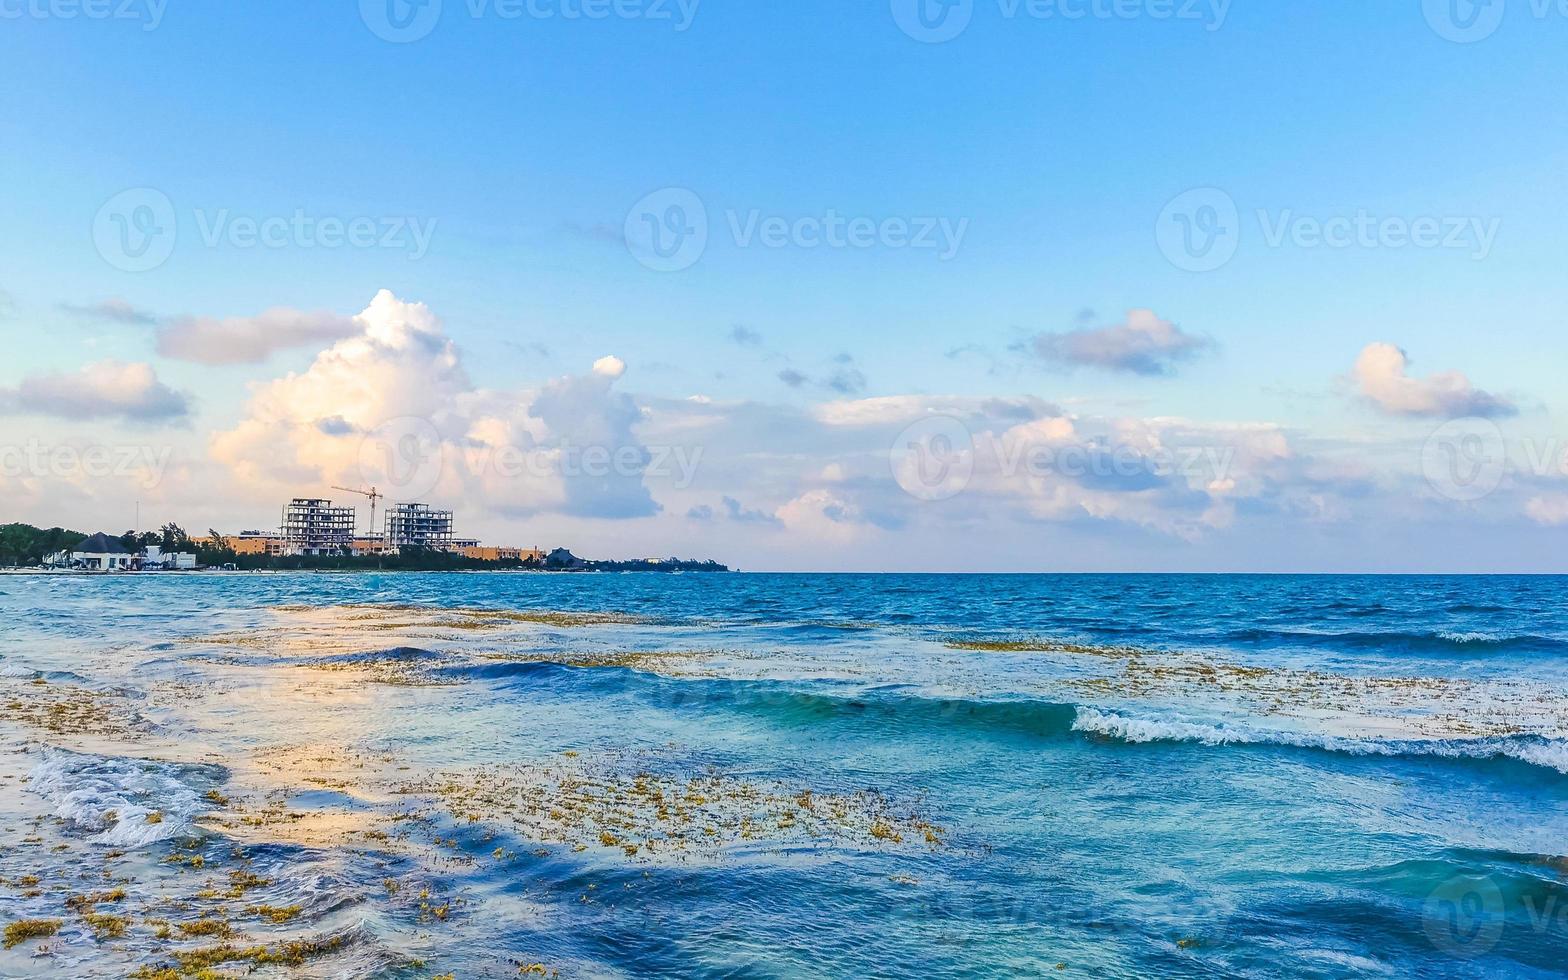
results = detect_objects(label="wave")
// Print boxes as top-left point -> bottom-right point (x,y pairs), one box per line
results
465,660 -> 1083,738
28,750 -> 227,847
1072,708 -> 1568,775
463,659 -> 1568,771
1219,626 -> 1567,655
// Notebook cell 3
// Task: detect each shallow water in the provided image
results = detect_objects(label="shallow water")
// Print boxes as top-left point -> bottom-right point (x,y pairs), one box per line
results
0,572 -> 1565,977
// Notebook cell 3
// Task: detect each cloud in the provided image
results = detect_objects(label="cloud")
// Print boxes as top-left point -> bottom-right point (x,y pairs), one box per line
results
1022,309 -> 1212,376
529,360 -> 658,519
1526,495 -> 1568,526
59,299 -> 158,325
722,495 -> 783,527
824,361 -> 867,395
729,325 -> 763,347
157,307 -> 361,365
211,290 -> 659,522
775,356 -> 867,395
1351,343 -> 1515,419
775,489 -> 873,541
0,360 -> 189,422
815,394 -> 1060,427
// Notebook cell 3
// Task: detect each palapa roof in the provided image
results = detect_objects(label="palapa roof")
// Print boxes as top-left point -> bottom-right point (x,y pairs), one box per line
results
74,533 -> 129,555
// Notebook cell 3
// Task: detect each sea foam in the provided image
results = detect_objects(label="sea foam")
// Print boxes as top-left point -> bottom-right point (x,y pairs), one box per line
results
28,750 -> 218,847
1071,707 -> 1568,775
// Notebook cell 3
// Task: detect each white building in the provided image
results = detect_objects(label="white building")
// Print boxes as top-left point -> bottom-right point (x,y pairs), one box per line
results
55,533 -> 133,570
141,546 -> 197,570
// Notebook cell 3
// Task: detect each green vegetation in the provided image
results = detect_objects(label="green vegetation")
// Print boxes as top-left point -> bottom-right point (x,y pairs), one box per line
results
0,523 -> 86,567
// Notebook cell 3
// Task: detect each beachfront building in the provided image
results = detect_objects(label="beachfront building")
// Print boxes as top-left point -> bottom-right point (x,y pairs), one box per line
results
458,544 -> 546,563
351,537 -> 399,557
140,546 -> 197,570
383,503 -> 454,551
191,531 -> 289,557
281,498 -> 357,556
50,532 -> 133,570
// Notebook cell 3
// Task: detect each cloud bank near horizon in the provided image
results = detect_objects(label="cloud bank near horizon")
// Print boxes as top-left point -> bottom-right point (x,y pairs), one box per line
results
2,290 -> 1560,570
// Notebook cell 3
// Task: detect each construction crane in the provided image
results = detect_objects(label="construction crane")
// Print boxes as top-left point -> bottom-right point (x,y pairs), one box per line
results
332,485 -> 383,539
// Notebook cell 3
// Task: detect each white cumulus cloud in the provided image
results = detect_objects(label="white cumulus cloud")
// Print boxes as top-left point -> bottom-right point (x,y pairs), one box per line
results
210,290 -> 657,521
1351,342 -> 1514,419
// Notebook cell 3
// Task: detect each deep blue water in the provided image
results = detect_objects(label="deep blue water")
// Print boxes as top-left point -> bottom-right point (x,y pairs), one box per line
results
0,573 -> 1565,978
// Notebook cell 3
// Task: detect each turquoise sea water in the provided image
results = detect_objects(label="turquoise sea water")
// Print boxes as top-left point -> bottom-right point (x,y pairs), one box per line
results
1,572 -> 1566,978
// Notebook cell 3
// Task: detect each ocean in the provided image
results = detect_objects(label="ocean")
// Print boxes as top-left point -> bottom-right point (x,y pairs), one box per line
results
0,572 -> 1565,978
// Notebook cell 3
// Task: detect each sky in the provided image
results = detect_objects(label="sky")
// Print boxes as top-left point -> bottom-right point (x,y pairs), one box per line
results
1,0 -> 1566,572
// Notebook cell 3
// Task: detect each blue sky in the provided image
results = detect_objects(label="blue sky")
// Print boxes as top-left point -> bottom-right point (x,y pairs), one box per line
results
1,0 -> 1566,570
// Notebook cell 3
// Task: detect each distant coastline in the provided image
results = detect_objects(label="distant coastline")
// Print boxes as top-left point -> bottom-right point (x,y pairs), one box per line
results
0,522 -> 730,574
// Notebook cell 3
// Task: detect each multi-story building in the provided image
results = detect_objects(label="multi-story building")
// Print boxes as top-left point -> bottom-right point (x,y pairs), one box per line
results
383,502 -> 455,551
191,531 -> 289,556
458,545 -> 545,563
281,498 -> 356,555
351,537 -> 399,557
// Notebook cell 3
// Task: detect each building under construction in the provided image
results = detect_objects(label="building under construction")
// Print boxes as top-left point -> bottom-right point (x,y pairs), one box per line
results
383,502 -> 455,551
281,498 -> 356,555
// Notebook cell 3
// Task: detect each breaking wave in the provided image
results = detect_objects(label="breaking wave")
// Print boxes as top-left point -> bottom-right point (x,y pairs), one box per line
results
1072,708 -> 1568,775
1219,626 -> 1568,655
28,750 -> 226,847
